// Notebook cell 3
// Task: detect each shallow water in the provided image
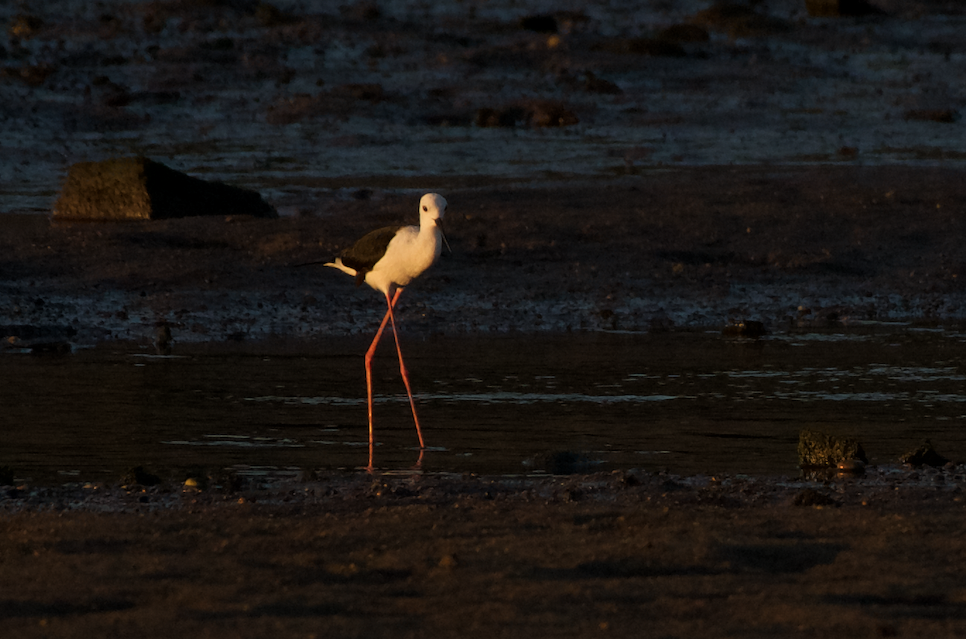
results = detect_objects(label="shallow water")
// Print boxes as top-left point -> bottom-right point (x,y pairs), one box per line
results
3,328 -> 966,485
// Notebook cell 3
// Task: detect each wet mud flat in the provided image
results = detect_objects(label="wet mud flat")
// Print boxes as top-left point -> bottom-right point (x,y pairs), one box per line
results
4,166 -> 966,346
3,470 -> 966,638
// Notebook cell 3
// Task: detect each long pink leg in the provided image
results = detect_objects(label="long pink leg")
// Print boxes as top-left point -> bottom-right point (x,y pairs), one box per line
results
364,305 -> 393,471
385,289 -> 427,449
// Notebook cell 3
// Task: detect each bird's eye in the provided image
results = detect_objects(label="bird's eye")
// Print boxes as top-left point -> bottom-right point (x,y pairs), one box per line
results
422,205 -> 428,212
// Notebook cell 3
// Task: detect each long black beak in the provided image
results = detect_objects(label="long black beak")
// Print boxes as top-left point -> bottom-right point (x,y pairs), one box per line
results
437,220 -> 452,253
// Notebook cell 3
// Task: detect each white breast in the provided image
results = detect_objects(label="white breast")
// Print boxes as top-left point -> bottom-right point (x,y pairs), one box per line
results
364,226 -> 441,294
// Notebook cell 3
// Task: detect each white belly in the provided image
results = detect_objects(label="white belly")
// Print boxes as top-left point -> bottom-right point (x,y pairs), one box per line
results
365,226 -> 441,294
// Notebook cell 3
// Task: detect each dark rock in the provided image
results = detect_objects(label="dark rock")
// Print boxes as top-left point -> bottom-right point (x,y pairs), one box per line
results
29,341 -> 72,356
1,64 -> 55,87
123,466 -> 162,487
475,101 -> 576,128
8,14 -> 44,39
520,15 -> 558,33
627,38 -> 687,57
529,451 -> 595,475
334,83 -> 384,101
1,325 -> 76,342
792,488 -> 840,507
583,72 -> 622,95
53,157 -> 277,221
154,324 -> 173,355
266,93 -> 322,124
266,85 -> 384,124
424,112 -> 474,127
798,429 -> 867,468
341,1 -> 381,22
475,106 -> 525,128
805,0 -> 887,17
690,3 -> 791,38
722,320 -> 766,338
294,469 -> 318,483
254,3 -> 298,27
837,146 -> 859,158
657,24 -> 711,43
3,324 -> 77,354
0,466 -> 14,486
526,100 -> 579,127
904,109 -> 958,123
900,440 -> 950,468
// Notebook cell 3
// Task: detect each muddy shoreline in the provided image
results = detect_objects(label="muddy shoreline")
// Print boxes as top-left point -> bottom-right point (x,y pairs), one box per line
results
4,166 -> 966,348
3,469 -> 966,638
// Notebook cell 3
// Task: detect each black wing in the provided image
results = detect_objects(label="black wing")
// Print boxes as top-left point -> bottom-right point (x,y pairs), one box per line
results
339,225 -> 403,273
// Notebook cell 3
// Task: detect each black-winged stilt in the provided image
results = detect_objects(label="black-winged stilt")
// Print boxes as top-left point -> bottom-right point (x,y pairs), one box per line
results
325,193 -> 448,470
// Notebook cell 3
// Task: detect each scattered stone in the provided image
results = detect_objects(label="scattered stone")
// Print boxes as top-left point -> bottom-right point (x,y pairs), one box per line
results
294,469 -> 318,483
424,112 -> 474,127
29,341 -> 72,356
1,64 -> 55,87
528,451 -> 595,475
722,320 -> 766,338
266,93 -> 322,124
690,2 -> 791,38
520,14 -> 558,33
266,84 -> 385,124
254,3 -> 298,26
837,146 -> 859,158
792,488 -> 840,507
904,109 -> 958,123
369,480 -> 415,498
8,14 -> 44,39
155,323 -> 173,355
657,24 -> 711,43
527,100 -> 579,127
900,440 -> 950,468
583,71 -> 622,95
555,11 -> 591,34
53,157 -> 277,221
626,38 -> 687,57
340,1 -> 381,22
3,325 -> 76,355
123,466 -> 162,487
1,325 -> 77,344
475,106 -> 526,128
475,101 -> 577,128
594,37 -> 686,57
334,83 -> 384,101
805,0 -> 887,17
798,429 -> 867,468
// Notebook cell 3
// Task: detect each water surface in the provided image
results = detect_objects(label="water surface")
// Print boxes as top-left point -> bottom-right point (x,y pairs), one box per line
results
3,328 -> 966,484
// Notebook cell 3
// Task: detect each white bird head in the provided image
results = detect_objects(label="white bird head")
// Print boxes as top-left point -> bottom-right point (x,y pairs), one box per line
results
419,193 -> 450,252
420,193 -> 447,221
419,193 -> 446,220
